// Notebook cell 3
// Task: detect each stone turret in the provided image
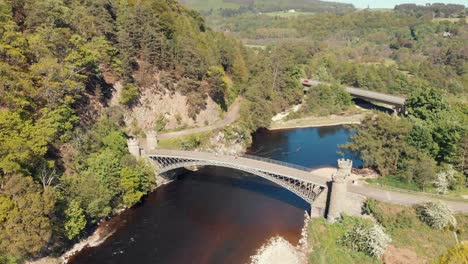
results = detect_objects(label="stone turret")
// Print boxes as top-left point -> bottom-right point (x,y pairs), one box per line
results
327,159 -> 353,222
127,138 -> 141,157
146,130 -> 158,150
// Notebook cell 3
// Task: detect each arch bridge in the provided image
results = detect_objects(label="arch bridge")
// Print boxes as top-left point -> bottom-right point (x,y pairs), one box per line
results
146,149 -> 327,204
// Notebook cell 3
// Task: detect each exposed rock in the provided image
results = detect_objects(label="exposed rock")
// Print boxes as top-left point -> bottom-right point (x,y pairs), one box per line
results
250,236 -> 303,264
202,130 -> 246,156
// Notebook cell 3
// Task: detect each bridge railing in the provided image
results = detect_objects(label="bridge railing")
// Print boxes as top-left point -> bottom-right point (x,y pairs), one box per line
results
241,154 -> 312,172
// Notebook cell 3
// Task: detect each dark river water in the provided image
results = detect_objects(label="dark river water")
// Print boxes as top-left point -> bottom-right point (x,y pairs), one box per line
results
71,125 -> 361,264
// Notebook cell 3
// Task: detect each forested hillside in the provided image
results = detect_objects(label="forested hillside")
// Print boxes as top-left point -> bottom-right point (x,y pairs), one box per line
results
0,0 -> 282,262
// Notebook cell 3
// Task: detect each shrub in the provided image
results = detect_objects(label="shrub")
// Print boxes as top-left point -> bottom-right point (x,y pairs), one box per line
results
433,243 -> 468,264
154,115 -> 168,132
416,201 -> 457,229
340,223 -> 392,258
119,83 -> 139,106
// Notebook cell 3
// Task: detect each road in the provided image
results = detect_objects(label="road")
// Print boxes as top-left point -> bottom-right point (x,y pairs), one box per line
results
348,183 -> 468,213
158,97 -> 242,140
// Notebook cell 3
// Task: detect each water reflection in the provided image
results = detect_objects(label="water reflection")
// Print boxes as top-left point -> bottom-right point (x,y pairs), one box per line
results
248,125 -> 362,168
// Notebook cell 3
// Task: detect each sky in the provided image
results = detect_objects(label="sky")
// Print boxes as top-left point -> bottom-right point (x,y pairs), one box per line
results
328,0 -> 467,9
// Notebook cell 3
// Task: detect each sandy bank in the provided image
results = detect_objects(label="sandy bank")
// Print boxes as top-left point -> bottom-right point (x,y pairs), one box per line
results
250,213 -> 310,264
269,114 -> 364,130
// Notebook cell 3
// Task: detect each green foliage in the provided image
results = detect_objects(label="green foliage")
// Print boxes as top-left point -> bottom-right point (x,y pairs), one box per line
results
120,161 -> 154,207
64,200 -> 86,240
206,66 -> 228,110
362,199 -> 415,231
0,110 -> 55,175
154,115 -> 168,132
343,114 -> 413,177
416,201 -> 457,230
305,83 -> 353,116
434,243 -> 468,264
405,87 -> 448,121
0,175 -> 55,257
119,83 -> 139,106
308,216 -> 380,264
358,200 -> 465,259
340,223 -> 391,258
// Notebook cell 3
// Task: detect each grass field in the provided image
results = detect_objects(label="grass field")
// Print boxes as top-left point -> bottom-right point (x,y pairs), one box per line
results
158,131 -> 212,150
262,11 -> 316,17
433,17 -> 468,23
308,201 -> 468,263
179,0 -> 240,11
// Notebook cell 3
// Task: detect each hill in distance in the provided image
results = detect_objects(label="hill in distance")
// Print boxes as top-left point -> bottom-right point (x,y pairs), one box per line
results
180,0 -> 355,14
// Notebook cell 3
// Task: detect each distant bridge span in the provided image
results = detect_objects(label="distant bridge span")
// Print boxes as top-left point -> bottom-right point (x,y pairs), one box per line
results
301,79 -> 406,109
146,149 -> 327,204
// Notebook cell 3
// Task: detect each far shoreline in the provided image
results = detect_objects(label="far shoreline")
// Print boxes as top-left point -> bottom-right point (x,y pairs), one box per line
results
268,113 -> 364,131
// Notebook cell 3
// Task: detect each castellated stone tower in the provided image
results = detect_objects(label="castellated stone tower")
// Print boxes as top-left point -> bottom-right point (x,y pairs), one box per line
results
146,130 -> 158,150
127,138 -> 141,158
327,159 -> 353,222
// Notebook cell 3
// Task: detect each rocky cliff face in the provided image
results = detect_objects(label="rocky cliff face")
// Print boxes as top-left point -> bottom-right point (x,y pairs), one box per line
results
110,72 -> 223,134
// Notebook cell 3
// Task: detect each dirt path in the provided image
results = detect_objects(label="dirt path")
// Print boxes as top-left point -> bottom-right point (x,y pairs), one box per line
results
158,97 -> 242,140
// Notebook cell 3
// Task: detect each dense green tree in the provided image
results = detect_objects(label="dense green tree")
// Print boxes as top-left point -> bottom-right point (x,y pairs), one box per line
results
0,110 -> 55,176
0,175 -> 55,257
305,83 -> 353,116
120,163 -> 153,207
63,200 -> 86,240
343,114 -> 413,177
206,66 -> 228,110
405,87 -> 448,121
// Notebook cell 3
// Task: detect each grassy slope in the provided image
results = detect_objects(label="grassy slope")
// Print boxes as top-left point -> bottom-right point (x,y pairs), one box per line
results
308,202 -> 468,263
308,217 -> 379,264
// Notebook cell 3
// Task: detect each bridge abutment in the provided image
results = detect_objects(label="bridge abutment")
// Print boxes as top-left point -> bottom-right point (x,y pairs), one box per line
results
326,159 -> 352,223
127,138 -> 141,157
146,130 -> 158,150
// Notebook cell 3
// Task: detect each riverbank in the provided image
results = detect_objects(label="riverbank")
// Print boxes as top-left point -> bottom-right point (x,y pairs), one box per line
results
250,212 -> 310,264
269,114 -> 364,130
29,176 -> 174,264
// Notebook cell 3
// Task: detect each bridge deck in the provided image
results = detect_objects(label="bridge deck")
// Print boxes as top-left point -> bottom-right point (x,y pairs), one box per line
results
146,149 -> 328,186
301,79 -> 406,106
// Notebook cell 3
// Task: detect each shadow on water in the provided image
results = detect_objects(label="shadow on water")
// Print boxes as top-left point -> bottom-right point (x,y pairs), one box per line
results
180,167 -> 311,212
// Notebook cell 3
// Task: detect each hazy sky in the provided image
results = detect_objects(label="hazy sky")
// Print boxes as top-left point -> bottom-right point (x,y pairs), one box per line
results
328,0 -> 467,9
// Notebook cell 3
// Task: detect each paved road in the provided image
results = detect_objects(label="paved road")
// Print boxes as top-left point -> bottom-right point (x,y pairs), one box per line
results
348,184 -> 468,213
158,97 -> 242,140
301,79 -> 406,106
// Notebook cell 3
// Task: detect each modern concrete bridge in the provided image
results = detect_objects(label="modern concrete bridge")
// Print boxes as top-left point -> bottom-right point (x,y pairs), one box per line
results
145,149 -> 328,204
301,79 -> 406,111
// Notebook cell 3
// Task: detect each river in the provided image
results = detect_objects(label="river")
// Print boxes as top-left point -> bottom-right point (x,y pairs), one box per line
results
70,125 -> 361,264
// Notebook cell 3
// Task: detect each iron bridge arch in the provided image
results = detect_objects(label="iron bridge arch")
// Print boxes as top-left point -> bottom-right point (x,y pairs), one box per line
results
148,153 -> 326,204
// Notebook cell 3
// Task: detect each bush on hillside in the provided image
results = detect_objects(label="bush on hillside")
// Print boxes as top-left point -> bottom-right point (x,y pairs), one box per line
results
119,83 -> 139,106
434,243 -> 468,264
340,223 -> 392,258
416,201 -> 457,229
